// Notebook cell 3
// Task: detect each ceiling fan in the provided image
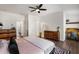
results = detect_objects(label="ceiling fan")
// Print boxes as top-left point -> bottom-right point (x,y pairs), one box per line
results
29,4 -> 47,13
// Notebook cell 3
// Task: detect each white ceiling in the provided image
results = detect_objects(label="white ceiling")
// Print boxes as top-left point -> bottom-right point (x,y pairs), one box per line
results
0,4 -> 79,16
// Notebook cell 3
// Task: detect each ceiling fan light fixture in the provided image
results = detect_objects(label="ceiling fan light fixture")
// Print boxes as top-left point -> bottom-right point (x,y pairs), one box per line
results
36,9 -> 39,11
29,4 -> 47,13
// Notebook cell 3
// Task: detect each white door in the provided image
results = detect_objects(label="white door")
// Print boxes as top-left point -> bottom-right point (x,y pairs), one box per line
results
16,21 -> 24,38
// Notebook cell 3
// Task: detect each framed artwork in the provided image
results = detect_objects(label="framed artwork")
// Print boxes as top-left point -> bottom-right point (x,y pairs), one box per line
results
66,20 -> 79,24
66,22 -> 79,24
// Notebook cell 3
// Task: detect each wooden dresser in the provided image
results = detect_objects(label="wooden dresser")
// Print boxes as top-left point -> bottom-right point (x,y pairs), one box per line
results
0,29 -> 16,40
44,31 -> 59,41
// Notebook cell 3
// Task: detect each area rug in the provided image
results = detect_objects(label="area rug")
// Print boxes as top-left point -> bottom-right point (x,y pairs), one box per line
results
50,46 -> 70,54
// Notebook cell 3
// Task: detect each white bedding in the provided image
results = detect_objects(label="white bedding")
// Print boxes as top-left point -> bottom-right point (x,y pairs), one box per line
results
0,36 -> 55,54
16,38 -> 44,54
24,36 -> 55,54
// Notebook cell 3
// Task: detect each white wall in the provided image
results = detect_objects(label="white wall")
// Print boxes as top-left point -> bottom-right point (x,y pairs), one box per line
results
28,14 -> 40,36
64,10 -> 79,28
0,11 -> 25,29
40,12 -> 64,41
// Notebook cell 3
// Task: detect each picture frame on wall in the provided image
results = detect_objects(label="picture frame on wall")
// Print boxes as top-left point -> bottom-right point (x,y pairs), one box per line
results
66,22 -> 79,24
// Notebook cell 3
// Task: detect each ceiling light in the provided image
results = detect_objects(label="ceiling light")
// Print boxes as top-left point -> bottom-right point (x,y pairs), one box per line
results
36,9 -> 39,11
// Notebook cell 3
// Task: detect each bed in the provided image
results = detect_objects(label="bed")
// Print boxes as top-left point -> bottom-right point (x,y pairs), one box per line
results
0,36 -> 55,54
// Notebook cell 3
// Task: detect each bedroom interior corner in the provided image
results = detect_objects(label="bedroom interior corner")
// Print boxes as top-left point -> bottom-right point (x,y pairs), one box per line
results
0,4 -> 79,54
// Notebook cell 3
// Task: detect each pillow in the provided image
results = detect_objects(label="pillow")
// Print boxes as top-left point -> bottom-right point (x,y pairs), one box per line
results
8,44 -> 19,54
8,37 -> 19,54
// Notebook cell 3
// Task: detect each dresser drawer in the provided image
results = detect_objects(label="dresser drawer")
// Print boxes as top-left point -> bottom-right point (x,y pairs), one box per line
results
44,31 -> 59,41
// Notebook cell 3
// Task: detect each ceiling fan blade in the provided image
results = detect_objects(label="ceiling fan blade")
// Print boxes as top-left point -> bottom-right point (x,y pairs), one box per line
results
38,4 -> 43,8
39,9 -> 47,11
31,10 -> 36,12
29,7 -> 36,9
38,11 -> 40,13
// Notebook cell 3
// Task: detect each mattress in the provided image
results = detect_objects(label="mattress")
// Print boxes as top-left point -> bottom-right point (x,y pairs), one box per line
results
16,38 -> 44,54
24,36 -> 55,54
